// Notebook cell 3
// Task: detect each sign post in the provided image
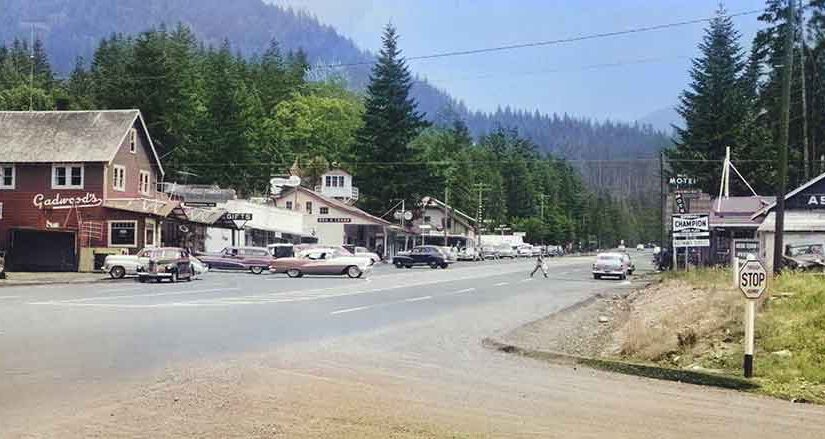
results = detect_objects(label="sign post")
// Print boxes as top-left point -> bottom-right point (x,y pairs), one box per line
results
738,256 -> 767,378
672,214 -> 710,271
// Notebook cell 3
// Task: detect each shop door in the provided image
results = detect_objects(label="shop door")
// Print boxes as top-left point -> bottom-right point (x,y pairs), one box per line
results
8,229 -> 77,271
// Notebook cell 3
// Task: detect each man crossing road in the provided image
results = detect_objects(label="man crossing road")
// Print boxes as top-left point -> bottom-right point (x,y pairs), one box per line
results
530,254 -> 548,278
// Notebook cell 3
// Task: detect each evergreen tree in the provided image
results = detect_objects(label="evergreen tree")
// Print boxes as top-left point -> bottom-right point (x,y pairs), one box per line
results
667,6 -> 756,195
353,24 -> 428,213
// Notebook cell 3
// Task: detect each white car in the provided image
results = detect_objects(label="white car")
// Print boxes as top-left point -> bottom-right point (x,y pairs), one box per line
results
457,246 -> 481,261
352,246 -> 382,263
496,244 -> 516,259
103,250 -> 151,279
517,245 -> 534,257
189,255 -> 208,278
592,252 -> 631,280
636,244 -> 645,251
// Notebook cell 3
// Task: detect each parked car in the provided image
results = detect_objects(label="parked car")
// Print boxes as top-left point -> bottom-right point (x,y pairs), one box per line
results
103,249 -> 152,279
267,243 -> 295,259
531,246 -> 544,257
343,245 -> 382,263
496,244 -> 516,259
517,244 -> 534,258
196,246 -> 273,274
592,252 -> 632,280
480,246 -> 500,260
457,246 -> 481,261
190,255 -> 208,278
783,243 -> 825,271
392,245 -> 452,269
438,246 -> 459,263
270,248 -> 372,278
137,247 -> 195,283
618,244 -> 626,251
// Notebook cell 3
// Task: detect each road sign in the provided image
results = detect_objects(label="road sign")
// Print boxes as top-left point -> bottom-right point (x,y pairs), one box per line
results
672,231 -> 710,238
672,214 -> 709,233
673,239 -> 710,248
738,259 -> 767,299
733,240 -> 760,261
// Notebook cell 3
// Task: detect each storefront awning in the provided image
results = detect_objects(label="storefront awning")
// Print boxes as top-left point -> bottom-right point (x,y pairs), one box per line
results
181,206 -> 229,225
104,198 -> 180,217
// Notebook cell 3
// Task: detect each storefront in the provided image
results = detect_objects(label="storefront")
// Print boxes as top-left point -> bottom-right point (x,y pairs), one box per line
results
0,110 -> 170,272
708,196 -> 773,265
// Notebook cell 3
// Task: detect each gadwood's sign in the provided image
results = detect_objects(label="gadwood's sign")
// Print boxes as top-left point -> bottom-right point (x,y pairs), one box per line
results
33,193 -> 102,210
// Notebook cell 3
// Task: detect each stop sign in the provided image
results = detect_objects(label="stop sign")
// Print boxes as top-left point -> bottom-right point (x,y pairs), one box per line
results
739,259 -> 767,299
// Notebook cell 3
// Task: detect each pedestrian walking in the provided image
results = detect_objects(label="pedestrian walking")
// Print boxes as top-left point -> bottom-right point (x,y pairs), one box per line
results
531,254 -> 548,278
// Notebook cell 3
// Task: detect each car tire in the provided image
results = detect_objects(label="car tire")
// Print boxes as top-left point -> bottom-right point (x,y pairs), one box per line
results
620,273 -> 627,280
593,274 -> 600,280
250,266 -> 264,275
346,266 -> 362,278
286,269 -> 302,278
429,261 -> 440,269
394,261 -> 404,269
186,265 -> 194,281
170,271 -> 178,283
441,263 -> 449,269
405,265 -> 413,269
110,266 -> 126,279
138,276 -> 147,283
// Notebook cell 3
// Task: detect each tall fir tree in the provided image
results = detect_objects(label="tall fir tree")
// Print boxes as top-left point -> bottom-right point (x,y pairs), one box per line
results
353,24 -> 428,213
667,6 -> 758,195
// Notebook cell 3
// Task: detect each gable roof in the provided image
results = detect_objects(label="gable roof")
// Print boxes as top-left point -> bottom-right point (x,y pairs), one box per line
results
752,171 -> 825,219
0,110 -> 164,176
279,186 -> 393,227
421,196 -> 477,228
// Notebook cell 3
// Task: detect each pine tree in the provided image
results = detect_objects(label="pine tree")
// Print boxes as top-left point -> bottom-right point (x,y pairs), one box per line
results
353,24 -> 428,213
667,6 -> 756,195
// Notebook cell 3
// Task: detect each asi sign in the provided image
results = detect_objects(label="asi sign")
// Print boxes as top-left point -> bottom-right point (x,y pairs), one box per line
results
739,259 -> 767,299
672,214 -> 709,233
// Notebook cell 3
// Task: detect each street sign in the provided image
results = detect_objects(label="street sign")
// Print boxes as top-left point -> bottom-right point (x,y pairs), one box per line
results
739,259 -> 767,299
674,192 -> 686,214
672,214 -> 709,233
673,239 -> 710,248
224,213 -> 253,221
672,231 -> 710,238
733,239 -> 760,261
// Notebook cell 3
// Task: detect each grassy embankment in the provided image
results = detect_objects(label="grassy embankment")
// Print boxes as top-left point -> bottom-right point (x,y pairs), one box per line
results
618,268 -> 825,403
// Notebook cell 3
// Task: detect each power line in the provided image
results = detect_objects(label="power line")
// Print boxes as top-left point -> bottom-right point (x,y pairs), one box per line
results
323,9 -> 763,68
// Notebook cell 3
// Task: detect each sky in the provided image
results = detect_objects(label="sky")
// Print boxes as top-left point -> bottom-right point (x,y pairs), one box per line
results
272,0 -> 767,124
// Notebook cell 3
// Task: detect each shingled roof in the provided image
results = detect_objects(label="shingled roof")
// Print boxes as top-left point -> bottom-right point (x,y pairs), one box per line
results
0,110 -> 163,175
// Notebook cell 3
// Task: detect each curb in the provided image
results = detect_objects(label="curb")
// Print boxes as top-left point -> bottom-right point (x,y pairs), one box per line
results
0,277 -> 125,288
482,337 -> 758,391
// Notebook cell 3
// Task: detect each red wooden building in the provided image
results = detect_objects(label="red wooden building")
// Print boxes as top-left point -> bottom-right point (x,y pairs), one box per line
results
0,110 -> 180,271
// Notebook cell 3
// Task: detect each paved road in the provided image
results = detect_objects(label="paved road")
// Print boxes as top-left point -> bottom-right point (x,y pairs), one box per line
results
2,252 -> 824,437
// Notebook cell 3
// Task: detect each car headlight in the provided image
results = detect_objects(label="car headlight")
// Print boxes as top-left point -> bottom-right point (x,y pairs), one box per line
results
165,264 -> 176,271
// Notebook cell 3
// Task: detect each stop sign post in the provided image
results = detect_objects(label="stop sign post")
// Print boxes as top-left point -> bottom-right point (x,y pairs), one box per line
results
738,256 -> 767,378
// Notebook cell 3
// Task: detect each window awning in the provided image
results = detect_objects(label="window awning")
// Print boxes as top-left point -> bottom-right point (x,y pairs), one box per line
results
103,198 -> 180,217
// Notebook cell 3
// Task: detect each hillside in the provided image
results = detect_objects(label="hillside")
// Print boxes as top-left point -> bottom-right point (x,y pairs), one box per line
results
0,0 -> 668,195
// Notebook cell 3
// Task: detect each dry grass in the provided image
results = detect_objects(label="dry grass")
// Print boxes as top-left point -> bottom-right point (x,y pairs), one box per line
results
615,268 -> 742,364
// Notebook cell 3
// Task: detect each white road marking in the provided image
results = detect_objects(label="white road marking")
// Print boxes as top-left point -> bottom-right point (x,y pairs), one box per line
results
403,295 -> 432,302
0,295 -> 21,300
621,281 -> 632,285
494,282 -> 510,287
32,287 -> 241,304
520,278 -> 533,283
448,288 -> 476,295
329,305 -> 372,315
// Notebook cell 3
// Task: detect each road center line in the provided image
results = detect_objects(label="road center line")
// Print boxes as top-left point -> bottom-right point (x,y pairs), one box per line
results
0,295 -> 21,299
329,305 -> 372,315
36,287 -> 242,304
403,295 -> 432,302
494,282 -> 510,287
520,279 -> 533,283
448,288 -> 476,295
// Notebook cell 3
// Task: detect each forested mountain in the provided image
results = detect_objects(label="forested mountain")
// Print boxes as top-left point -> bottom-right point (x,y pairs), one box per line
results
0,0 -> 668,196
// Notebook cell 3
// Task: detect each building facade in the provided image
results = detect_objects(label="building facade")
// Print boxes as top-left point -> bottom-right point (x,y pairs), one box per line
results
0,110 -> 174,271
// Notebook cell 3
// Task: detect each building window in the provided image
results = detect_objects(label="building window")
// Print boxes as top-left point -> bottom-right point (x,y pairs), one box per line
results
145,219 -> 156,247
52,164 -> 84,189
325,176 -> 332,187
306,201 -> 313,214
0,165 -> 14,189
319,207 -> 329,215
139,170 -> 151,195
109,221 -> 137,247
113,165 -> 126,191
129,128 -> 137,154
338,175 -> 345,187
285,201 -> 293,210
424,216 -> 431,224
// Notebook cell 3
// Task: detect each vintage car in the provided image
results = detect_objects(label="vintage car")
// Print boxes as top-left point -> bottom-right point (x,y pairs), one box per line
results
592,252 -> 632,280
270,248 -> 373,278
196,246 -> 273,274
517,244 -> 534,258
457,246 -> 481,261
392,245 -> 452,269
136,247 -> 195,283
496,244 -> 517,259
480,246 -> 500,260
103,249 -> 152,279
783,243 -> 825,271
343,245 -> 382,263
267,243 -> 295,259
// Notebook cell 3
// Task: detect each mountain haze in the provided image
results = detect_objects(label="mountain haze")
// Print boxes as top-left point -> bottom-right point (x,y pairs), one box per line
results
0,0 -> 668,194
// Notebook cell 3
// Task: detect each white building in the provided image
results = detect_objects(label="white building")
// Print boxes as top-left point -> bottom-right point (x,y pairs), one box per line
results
314,168 -> 359,205
204,198 -> 306,252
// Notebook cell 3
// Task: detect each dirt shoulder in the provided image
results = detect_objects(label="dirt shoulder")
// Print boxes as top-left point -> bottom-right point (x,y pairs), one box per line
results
500,269 -> 825,403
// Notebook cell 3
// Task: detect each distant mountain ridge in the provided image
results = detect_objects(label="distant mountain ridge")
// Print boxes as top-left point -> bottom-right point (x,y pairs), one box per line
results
0,0 -> 668,194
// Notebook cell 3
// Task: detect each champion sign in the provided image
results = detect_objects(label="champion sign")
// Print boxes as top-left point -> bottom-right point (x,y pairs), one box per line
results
672,214 -> 709,233
32,192 -> 103,210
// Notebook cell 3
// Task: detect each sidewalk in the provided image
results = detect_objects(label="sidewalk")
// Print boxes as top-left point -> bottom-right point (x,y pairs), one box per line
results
0,271 -> 114,287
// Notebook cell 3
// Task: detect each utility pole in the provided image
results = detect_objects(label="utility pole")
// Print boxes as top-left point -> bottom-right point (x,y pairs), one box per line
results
444,185 -> 449,246
799,0 -> 810,180
473,183 -> 489,245
29,23 -> 34,111
774,0 -> 795,275
660,150 -> 667,248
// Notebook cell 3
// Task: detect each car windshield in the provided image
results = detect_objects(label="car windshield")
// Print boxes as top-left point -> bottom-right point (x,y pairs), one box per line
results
148,249 -> 180,260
